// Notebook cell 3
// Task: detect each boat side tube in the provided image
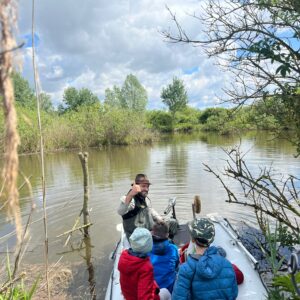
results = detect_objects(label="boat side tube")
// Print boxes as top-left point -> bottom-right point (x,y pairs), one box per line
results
216,218 -> 259,270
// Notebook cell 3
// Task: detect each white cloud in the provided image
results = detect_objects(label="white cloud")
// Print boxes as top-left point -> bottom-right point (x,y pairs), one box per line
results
17,0 -> 230,109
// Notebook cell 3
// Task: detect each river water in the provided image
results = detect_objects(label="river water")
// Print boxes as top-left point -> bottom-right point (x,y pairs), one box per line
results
0,131 -> 299,298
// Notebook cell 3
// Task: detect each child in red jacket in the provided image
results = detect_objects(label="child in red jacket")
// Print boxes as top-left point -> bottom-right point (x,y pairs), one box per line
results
118,227 -> 160,300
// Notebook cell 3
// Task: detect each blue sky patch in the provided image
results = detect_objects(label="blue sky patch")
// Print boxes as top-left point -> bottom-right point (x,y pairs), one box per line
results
23,33 -> 40,48
183,66 -> 199,75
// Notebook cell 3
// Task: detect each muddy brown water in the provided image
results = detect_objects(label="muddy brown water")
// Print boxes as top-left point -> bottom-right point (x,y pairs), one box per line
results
0,131 -> 299,299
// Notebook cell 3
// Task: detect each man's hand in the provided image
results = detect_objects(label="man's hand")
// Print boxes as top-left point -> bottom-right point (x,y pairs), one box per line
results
125,183 -> 141,204
129,183 -> 141,197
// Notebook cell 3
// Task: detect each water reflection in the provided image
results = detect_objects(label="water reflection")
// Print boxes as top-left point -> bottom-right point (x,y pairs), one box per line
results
0,131 -> 299,298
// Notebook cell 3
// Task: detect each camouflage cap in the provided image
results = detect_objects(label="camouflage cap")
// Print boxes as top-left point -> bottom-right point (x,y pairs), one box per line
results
188,218 -> 215,247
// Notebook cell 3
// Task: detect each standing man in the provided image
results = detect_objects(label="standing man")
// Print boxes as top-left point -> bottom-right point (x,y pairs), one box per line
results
118,174 -> 162,238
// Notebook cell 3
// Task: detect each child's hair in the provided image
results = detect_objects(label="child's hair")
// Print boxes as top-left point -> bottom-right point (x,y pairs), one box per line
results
152,221 -> 169,239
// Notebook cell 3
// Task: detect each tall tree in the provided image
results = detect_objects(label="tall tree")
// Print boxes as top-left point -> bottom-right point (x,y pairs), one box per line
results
161,77 -> 188,117
11,71 -> 35,108
104,74 -> 148,111
62,87 -> 99,112
121,74 -> 148,111
39,93 -> 54,112
104,85 -> 123,108
163,0 -> 300,153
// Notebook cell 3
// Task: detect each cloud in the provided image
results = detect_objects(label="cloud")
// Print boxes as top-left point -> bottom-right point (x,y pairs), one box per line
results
17,0 -> 229,109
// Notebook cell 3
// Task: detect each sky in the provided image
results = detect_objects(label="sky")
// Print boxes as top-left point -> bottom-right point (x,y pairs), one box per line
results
17,0 -> 229,110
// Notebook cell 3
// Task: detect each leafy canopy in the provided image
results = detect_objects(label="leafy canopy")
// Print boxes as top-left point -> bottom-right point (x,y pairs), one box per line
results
104,74 -> 148,112
61,87 -> 99,112
161,77 -> 188,116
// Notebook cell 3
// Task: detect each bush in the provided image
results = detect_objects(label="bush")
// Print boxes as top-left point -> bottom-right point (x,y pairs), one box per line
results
146,110 -> 173,132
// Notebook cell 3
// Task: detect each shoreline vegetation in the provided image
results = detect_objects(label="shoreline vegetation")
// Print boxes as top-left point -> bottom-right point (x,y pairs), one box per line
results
0,72 -> 295,155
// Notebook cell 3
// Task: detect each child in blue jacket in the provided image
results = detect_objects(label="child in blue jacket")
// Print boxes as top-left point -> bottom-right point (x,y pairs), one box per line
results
172,218 -> 238,300
150,222 -> 179,293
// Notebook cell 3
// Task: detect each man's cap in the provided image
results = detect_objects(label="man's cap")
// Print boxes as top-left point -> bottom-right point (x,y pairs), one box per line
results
129,227 -> 153,254
135,174 -> 151,185
188,218 -> 215,247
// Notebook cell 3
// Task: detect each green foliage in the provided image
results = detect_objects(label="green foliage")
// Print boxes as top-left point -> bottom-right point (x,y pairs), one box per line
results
146,110 -> 173,132
174,107 -> 201,132
11,72 -> 53,112
164,0 -> 300,154
104,74 -> 148,111
121,74 -> 148,111
161,77 -> 188,116
39,93 -> 54,112
260,224 -> 285,276
101,108 -> 152,145
61,87 -> 99,112
104,86 -> 122,108
13,104 -> 154,153
11,72 -> 35,108
0,253 -> 39,300
199,108 -> 233,133
271,273 -> 300,300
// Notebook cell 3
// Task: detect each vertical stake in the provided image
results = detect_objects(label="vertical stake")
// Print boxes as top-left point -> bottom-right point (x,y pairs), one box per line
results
78,152 -> 90,236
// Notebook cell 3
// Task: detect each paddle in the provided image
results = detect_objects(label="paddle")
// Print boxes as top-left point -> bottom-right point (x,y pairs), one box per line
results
192,195 -> 201,219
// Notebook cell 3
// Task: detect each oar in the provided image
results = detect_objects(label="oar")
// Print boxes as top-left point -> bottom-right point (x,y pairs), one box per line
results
192,195 -> 201,220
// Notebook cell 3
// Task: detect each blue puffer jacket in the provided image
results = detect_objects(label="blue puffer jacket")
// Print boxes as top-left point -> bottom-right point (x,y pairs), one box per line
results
150,239 -> 179,293
172,246 -> 238,300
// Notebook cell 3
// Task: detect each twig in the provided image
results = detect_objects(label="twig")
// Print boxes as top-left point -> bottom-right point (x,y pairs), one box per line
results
56,223 -> 93,238
63,214 -> 82,247
0,42 -> 24,55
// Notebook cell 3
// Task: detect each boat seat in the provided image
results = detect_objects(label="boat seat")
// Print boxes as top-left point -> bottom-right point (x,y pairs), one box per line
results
173,223 -> 190,247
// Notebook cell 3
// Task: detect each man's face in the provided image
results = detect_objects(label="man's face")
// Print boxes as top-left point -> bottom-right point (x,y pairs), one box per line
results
139,183 -> 149,197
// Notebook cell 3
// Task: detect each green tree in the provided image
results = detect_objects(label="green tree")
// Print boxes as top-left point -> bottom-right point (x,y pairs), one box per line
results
161,77 -> 188,117
11,71 -> 35,108
146,110 -> 173,132
39,93 -> 53,112
163,0 -> 300,154
62,87 -> 99,112
104,86 -> 122,108
104,74 -> 148,111
121,74 -> 148,111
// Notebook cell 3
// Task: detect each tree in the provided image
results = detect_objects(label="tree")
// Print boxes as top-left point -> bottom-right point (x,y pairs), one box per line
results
39,93 -> 53,112
12,72 -> 53,111
121,74 -> 148,111
104,74 -> 148,111
62,87 -> 99,112
104,86 -> 122,108
161,77 -> 188,117
11,71 -> 35,108
163,3 -> 300,292
163,1 -> 300,154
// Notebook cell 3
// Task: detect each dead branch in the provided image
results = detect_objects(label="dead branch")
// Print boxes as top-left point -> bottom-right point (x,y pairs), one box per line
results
204,147 -> 299,237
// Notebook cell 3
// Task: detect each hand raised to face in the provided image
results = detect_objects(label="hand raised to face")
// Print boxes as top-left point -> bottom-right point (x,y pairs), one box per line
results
129,182 -> 142,196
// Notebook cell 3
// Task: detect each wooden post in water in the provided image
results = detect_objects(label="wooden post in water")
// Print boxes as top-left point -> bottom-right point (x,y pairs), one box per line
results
78,152 -> 90,236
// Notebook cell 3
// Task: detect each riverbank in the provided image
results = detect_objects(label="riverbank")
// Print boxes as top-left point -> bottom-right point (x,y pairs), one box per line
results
1,99 -> 295,154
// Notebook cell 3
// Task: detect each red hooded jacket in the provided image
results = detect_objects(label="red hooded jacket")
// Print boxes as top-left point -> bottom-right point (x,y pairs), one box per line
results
118,249 -> 160,300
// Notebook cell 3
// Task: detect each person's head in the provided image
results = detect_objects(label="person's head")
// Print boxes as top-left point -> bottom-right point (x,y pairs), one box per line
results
151,221 -> 169,240
135,174 -> 151,197
129,227 -> 153,254
188,218 -> 215,248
